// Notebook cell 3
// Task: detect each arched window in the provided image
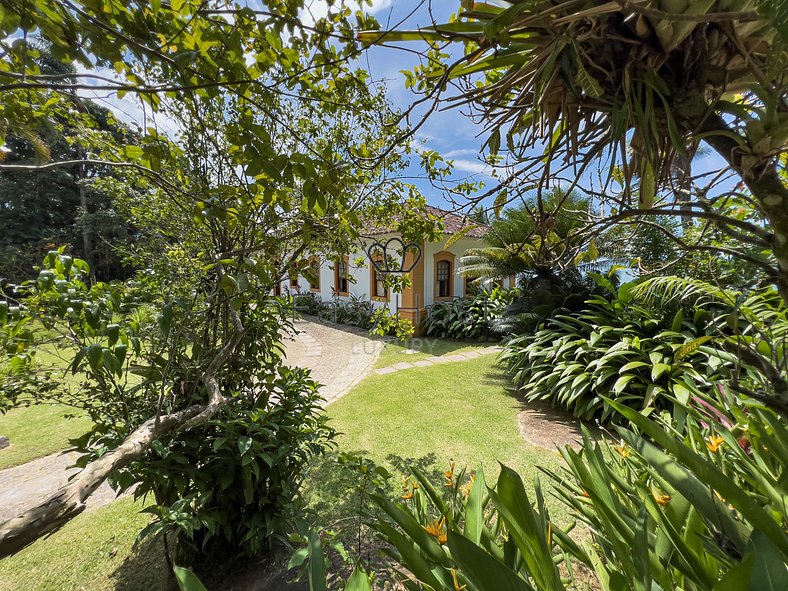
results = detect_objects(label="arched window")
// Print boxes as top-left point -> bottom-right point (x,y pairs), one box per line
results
371,257 -> 388,301
436,260 -> 451,298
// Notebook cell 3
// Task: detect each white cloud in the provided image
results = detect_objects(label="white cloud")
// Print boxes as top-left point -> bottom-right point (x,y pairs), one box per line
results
443,148 -> 480,158
451,159 -> 491,175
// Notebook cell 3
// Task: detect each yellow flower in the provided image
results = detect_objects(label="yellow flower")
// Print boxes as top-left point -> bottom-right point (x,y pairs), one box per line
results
615,444 -> 631,459
461,474 -> 476,498
707,435 -> 725,453
402,490 -> 414,500
653,490 -> 671,506
423,516 -> 447,545
451,568 -> 466,591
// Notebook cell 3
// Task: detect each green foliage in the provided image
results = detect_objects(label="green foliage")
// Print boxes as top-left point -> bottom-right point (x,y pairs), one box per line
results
131,366 -> 334,560
424,289 -> 512,340
317,294 -> 375,329
501,275 -> 786,421
359,389 -> 787,591
293,292 -> 323,316
369,307 -> 414,341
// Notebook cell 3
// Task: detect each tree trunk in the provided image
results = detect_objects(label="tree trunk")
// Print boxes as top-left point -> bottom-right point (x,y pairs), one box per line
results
0,310 -> 244,559
696,112 -> 788,303
0,404 -> 206,559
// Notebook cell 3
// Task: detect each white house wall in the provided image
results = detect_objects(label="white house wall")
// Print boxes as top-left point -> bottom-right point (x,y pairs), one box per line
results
286,233 -> 502,309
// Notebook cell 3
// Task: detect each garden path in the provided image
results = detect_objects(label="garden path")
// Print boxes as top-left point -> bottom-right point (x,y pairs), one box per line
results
0,320 -> 384,521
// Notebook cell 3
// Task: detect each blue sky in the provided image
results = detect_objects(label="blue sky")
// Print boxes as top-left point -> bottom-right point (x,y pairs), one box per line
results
70,0 -> 732,212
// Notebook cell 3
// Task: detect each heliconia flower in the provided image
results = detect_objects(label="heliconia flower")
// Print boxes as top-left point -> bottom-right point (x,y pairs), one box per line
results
423,516 -> 447,544
653,490 -> 671,506
451,569 -> 466,591
707,435 -> 724,453
461,474 -> 476,498
615,443 -> 631,459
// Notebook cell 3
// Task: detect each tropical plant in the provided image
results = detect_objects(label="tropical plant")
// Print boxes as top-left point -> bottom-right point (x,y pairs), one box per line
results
458,189 -> 593,283
294,292 -> 323,316
359,389 -> 787,591
423,290 -> 508,340
359,1 -> 788,304
500,274 -> 786,421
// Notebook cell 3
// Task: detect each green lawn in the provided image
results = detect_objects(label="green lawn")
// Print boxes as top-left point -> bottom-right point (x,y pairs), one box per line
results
0,404 -> 91,470
0,498 -> 170,591
0,354 -> 560,589
374,336 -> 493,369
308,354 -> 567,526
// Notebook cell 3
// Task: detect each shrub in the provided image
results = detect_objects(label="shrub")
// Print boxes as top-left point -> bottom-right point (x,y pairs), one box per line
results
499,273 -> 788,422
123,365 -> 334,561
317,294 -> 374,329
423,290 -> 509,340
293,292 -> 322,315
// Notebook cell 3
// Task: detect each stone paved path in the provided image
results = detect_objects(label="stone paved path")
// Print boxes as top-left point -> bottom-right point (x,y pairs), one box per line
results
0,451 -> 120,522
0,320 -> 384,522
282,319 -> 384,404
373,345 -> 500,375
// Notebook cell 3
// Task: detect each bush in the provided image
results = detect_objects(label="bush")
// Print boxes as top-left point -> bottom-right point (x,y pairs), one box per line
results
501,286 -> 722,421
123,365 -> 334,561
423,289 -> 510,340
293,292 -> 322,315
316,294 -> 374,329
492,267 -> 612,335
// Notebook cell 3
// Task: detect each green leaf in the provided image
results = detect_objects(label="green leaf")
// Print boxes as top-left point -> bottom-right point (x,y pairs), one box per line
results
237,435 -> 253,456
612,374 -> 636,394
674,336 -> 714,362
307,530 -> 327,591
173,565 -> 208,591
611,401 -> 788,561
447,531 -> 534,591
494,189 -> 508,217
344,565 -> 372,591
488,128 -> 501,156
464,467 -> 487,545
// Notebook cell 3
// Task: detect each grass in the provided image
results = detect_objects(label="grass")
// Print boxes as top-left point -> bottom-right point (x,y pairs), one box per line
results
373,336 -> 493,369
0,497 -> 171,591
0,403 -> 92,469
0,354 -> 560,589
0,345 -> 91,470
307,354 -> 568,526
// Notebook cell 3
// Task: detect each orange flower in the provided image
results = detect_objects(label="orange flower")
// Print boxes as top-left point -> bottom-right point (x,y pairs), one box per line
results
580,490 -> 590,498
401,478 -> 417,500
461,474 -> 476,498
653,490 -> 671,506
402,490 -> 414,500
423,516 -> 447,544
443,460 -> 456,488
615,444 -> 631,459
707,435 -> 724,453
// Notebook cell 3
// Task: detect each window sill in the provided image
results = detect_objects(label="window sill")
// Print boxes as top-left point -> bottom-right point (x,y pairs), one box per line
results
434,296 -> 453,302
334,291 -> 349,297
310,287 -> 321,292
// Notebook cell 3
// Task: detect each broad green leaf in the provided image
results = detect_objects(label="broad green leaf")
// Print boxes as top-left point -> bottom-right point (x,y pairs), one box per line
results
307,530 -> 327,591
344,565 -> 372,591
447,531 -> 534,591
173,565 -> 208,591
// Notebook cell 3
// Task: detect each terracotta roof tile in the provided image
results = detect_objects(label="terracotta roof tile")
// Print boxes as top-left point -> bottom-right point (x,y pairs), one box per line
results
364,205 -> 488,238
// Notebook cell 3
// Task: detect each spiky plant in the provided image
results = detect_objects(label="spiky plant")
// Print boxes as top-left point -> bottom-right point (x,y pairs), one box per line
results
359,1 -> 788,299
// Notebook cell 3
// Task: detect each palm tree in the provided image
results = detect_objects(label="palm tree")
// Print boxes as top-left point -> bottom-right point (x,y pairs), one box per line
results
458,189 -> 607,332
458,188 -> 592,284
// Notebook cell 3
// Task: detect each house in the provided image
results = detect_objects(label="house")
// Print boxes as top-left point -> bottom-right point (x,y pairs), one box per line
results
285,206 -> 516,333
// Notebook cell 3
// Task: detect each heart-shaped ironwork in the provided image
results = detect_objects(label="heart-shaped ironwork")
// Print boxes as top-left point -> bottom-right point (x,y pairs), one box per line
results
367,237 -> 421,274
